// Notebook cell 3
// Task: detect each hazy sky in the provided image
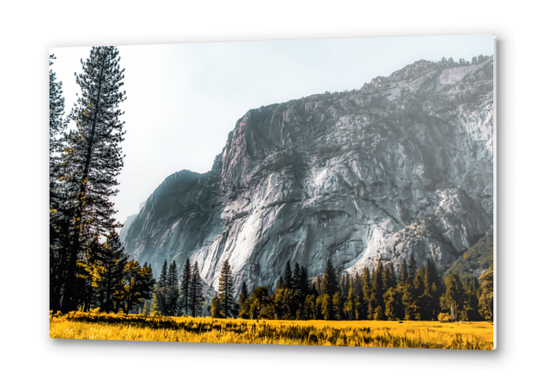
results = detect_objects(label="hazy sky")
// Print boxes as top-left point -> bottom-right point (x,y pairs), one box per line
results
51,34 -> 494,225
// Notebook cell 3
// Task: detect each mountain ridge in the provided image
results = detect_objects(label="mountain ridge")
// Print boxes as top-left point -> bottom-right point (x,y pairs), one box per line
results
120,56 -> 494,297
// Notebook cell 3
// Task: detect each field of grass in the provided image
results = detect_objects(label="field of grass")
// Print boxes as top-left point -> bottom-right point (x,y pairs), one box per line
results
50,312 -> 494,350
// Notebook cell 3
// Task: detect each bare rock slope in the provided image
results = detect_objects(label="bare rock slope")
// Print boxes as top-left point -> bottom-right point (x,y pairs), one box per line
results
121,57 -> 494,296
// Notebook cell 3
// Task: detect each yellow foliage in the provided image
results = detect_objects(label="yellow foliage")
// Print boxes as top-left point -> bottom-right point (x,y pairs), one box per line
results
50,312 -> 493,350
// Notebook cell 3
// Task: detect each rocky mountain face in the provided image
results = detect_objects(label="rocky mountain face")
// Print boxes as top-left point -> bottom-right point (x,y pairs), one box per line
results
121,57 -> 494,297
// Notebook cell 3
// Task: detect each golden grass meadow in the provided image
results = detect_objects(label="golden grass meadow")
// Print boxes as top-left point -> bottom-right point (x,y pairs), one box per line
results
50,312 -> 494,350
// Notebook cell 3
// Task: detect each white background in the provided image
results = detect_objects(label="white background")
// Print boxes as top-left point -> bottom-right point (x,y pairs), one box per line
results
0,0 -> 539,382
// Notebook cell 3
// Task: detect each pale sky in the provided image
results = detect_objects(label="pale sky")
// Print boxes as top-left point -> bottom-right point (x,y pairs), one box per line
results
50,34 -> 494,225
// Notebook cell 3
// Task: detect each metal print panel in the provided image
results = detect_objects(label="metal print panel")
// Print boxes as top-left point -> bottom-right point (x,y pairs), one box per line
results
49,34 -> 495,349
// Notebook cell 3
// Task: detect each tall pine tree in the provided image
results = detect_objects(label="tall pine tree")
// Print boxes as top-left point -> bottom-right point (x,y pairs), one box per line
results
180,259 -> 191,315
189,261 -> 204,316
59,46 -> 126,312
218,260 -> 234,317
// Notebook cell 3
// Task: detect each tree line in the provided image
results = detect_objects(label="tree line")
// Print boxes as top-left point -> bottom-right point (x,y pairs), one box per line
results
211,257 -> 493,322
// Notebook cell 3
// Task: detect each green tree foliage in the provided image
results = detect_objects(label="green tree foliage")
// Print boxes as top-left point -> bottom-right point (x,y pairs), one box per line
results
371,260 -> 386,319
408,254 -> 417,283
332,292 -> 343,320
320,293 -> 333,320
179,259 -> 191,315
283,261 -> 293,289
304,295 -> 316,320
384,287 -> 404,320
211,296 -> 221,318
399,258 -> 409,286
238,281 -> 248,306
441,273 -> 466,321
122,260 -> 155,314
153,260 -> 169,315
218,260 -> 234,317
49,54 -> 71,312
189,261 -> 204,317
164,260 -> 179,316
274,288 -> 295,319
322,259 -> 338,296
478,264 -> 493,321
92,232 -> 128,313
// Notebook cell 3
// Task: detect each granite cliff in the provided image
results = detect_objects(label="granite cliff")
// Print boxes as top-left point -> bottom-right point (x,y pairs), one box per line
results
120,56 -> 494,296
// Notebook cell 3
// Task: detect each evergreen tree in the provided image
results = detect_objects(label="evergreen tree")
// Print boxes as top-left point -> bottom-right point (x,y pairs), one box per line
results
218,260 -> 234,317
384,287 -> 404,320
180,258 -> 191,315
332,292 -> 343,320
304,295 -> 316,320
362,266 -> 372,318
59,46 -> 126,312
399,258 -> 409,286
238,281 -> 249,306
321,293 -> 333,320
299,266 -> 310,295
92,232 -> 127,313
408,254 -> 417,283
284,261 -> 293,289
122,260 -> 155,314
387,264 -> 398,290
411,270 -> 425,320
478,265 -> 493,321
371,260 -> 386,319
49,53 -> 72,312
153,260 -> 168,315
165,260 -> 179,316
322,259 -> 338,296
211,296 -> 221,318
189,261 -> 204,316
293,262 -> 301,290
441,273 -> 466,321
422,257 -> 442,320
158,260 -> 168,288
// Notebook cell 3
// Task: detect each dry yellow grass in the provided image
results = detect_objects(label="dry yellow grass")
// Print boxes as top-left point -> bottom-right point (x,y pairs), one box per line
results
50,312 -> 494,350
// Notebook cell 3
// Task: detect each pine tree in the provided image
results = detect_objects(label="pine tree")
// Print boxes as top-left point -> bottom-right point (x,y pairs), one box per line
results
322,259 -> 338,296
92,232 -> 127,313
441,273 -> 466,321
284,261 -> 293,289
238,281 -> 249,307
122,260 -> 156,314
180,259 -> 191,315
362,266 -> 372,318
371,260 -> 386,319
292,262 -> 301,291
153,260 -> 168,314
399,258 -> 409,286
49,53 -> 71,312
478,264 -> 493,321
408,254 -> 417,283
189,261 -> 203,316
387,264 -> 398,290
218,260 -> 234,317
166,260 -> 179,316
423,257 -> 442,320
59,46 -> 126,312
299,267 -> 309,295
211,296 -> 220,318
158,260 -> 168,288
